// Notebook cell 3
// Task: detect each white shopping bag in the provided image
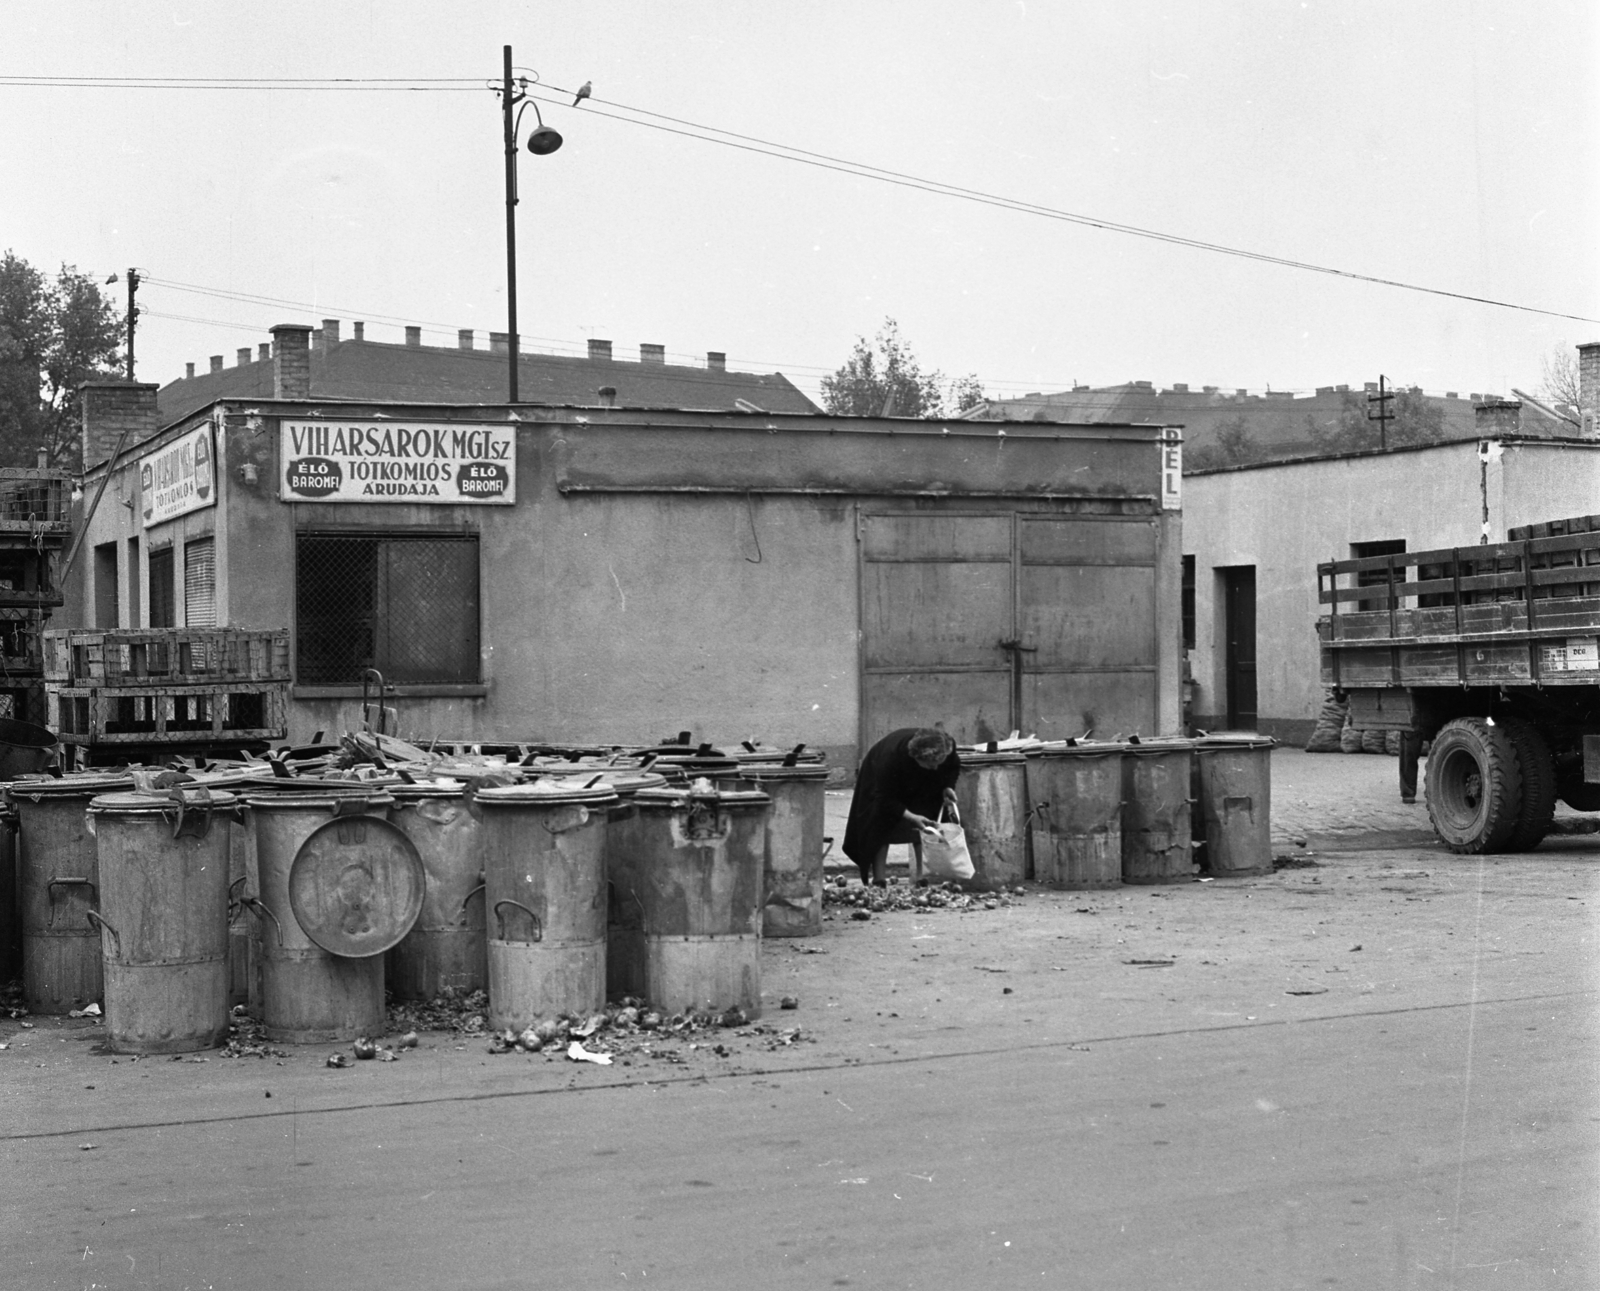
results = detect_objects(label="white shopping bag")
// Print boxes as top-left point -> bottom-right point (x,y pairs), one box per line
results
921,804 -> 974,883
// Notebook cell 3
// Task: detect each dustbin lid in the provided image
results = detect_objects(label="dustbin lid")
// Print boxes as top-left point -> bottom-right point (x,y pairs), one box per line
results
634,783 -> 770,810
736,762 -> 830,782
1195,732 -> 1277,751
243,788 -> 397,811
1120,737 -> 1197,756
88,788 -> 239,815
389,778 -> 468,800
474,778 -> 619,807
1025,740 -> 1126,759
286,814 -> 425,957
7,771 -> 136,801
955,749 -> 1029,767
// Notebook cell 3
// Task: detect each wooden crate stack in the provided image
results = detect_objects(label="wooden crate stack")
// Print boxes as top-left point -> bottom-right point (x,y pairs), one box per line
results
0,467 -> 72,726
44,627 -> 290,748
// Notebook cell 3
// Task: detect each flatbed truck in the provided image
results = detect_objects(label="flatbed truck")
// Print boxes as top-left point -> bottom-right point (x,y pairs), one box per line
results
1318,514 -> 1600,852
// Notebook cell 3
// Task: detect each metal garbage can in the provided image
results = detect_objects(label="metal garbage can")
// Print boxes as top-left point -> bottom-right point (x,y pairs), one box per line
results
608,781 -> 770,1016
1193,734 -> 1276,877
245,788 -> 420,1044
1120,738 -> 1196,884
386,778 -> 488,1001
738,761 -> 830,937
475,779 -> 619,1030
952,750 -> 1029,890
87,788 -> 238,1053
1024,742 -> 1124,889
8,772 -> 134,1013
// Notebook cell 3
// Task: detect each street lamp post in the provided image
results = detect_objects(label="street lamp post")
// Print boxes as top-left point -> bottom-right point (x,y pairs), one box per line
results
501,44 -> 563,404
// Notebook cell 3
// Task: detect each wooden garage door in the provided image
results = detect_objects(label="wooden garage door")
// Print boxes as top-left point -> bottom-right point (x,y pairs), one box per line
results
860,513 -> 1158,751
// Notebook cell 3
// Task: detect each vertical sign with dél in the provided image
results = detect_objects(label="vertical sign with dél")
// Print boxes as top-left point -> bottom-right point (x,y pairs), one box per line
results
1160,427 -> 1182,510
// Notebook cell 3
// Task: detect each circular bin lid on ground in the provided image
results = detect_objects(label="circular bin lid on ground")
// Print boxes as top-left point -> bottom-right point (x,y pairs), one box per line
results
6,771 -> 136,801
286,814 -> 425,958
473,779 -> 620,808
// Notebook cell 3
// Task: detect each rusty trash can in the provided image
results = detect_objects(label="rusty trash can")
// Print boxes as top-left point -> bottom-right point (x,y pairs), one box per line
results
1024,741 -> 1124,889
952,750 -> 1029,890
475,778 -> 619,1030
87,788 -> 239,1054
244,788 -> 421,1044
386,778 -> 489,1001
8,772 -> 135,1014
1120,738 -> 1196,884
737,760 -> 830,937
1193,734 -> 1276,877
608,781 -> 770,1016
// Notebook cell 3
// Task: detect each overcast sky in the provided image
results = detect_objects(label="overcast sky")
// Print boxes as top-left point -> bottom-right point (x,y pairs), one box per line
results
4,1 -> 1595,406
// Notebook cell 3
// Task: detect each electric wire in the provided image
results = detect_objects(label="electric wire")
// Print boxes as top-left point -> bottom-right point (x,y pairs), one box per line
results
5,73 -> 1591,325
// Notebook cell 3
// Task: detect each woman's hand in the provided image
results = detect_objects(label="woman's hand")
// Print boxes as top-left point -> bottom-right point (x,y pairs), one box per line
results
903,809 -> 936,832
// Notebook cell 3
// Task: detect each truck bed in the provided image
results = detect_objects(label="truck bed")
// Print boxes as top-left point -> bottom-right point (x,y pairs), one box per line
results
1318,527 -> 1600,689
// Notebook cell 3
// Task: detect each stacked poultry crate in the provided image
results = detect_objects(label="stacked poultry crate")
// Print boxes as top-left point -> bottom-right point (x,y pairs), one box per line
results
0,468 -> 72,727
44,627 -> 290,753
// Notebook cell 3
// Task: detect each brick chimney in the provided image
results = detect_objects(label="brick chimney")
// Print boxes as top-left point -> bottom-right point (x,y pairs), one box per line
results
210,355 -> 224,373
1578,341 -> 1600,439
588,339 -> 613,361
489,332 -> 508,354
640,343 -> 665,364
352,322 -> 364,341
321,319 -> 340,349
405,326 -> 422,347
237,347 -> 251,367
185,362 -> 195,380
459,329 -> 475,350
258,342 -> 271,362
707,351 -> 726,372
1475,398 -> 1522,438
79,381 -> 159,471
270,324 -> 313,399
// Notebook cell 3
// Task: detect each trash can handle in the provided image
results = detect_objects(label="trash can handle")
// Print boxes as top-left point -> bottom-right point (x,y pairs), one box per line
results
226,875 -> 250,924
165,785 -> 219,840
46,876 -> 94,927
240,896 -> 285,947
85,908 -> 120,958
457,882 -> 486,926
493,899 -> 543,942
331,795 -> 384,818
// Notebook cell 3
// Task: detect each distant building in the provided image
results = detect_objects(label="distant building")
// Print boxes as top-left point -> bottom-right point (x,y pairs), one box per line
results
964,379 -> 1571,463
156,320 -> 819,427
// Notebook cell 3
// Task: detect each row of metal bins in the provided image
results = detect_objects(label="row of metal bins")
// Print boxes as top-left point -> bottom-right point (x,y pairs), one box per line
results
4,761 -> 825,1053
955,734 -> 1275,890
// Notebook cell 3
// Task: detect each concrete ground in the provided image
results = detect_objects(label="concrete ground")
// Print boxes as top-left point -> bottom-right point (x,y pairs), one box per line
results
4,747 -> 1597,1290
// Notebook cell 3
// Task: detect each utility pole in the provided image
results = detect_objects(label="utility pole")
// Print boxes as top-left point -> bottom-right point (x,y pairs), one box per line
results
502,45 -> 520,403
1367,373 -> 1394,450
124,269 -> 140,381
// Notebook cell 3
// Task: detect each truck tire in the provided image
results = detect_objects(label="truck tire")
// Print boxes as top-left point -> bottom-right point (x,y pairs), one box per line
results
1425,717 -> 1522,854
1498,717 -> 1555,851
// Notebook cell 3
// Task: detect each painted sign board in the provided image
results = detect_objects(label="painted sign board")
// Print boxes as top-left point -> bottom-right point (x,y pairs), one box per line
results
1160,427 -> 1182,510
140,424 -> 217,528
278,421 -> 517,504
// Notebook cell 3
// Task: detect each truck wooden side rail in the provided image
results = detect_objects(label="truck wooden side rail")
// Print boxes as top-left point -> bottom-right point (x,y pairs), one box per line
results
1317,522 -> 1600,854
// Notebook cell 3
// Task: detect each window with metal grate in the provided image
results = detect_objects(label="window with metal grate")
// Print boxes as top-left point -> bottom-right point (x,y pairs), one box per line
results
185,536 -> 216,627
295,532 -> 480,685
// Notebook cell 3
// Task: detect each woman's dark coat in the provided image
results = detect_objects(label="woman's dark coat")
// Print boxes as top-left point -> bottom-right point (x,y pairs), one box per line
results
842,728 -> 961,875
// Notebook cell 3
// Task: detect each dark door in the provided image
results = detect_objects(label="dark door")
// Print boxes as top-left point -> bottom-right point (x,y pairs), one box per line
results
1223,565 -> 1257,729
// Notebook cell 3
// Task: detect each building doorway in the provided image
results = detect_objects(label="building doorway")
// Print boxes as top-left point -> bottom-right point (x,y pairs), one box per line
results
1221,565 -> 1257,729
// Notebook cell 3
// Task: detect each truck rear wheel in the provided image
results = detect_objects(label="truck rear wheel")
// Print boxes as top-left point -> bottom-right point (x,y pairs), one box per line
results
1498,717 -> 1555,851
1425,717 -> 1522,853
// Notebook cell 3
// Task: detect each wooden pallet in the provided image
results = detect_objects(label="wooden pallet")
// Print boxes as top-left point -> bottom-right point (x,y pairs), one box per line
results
0,607 -> 47,673
0,469 -> 70,536
41,628 -> 290,687
48,681 -> 288,746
